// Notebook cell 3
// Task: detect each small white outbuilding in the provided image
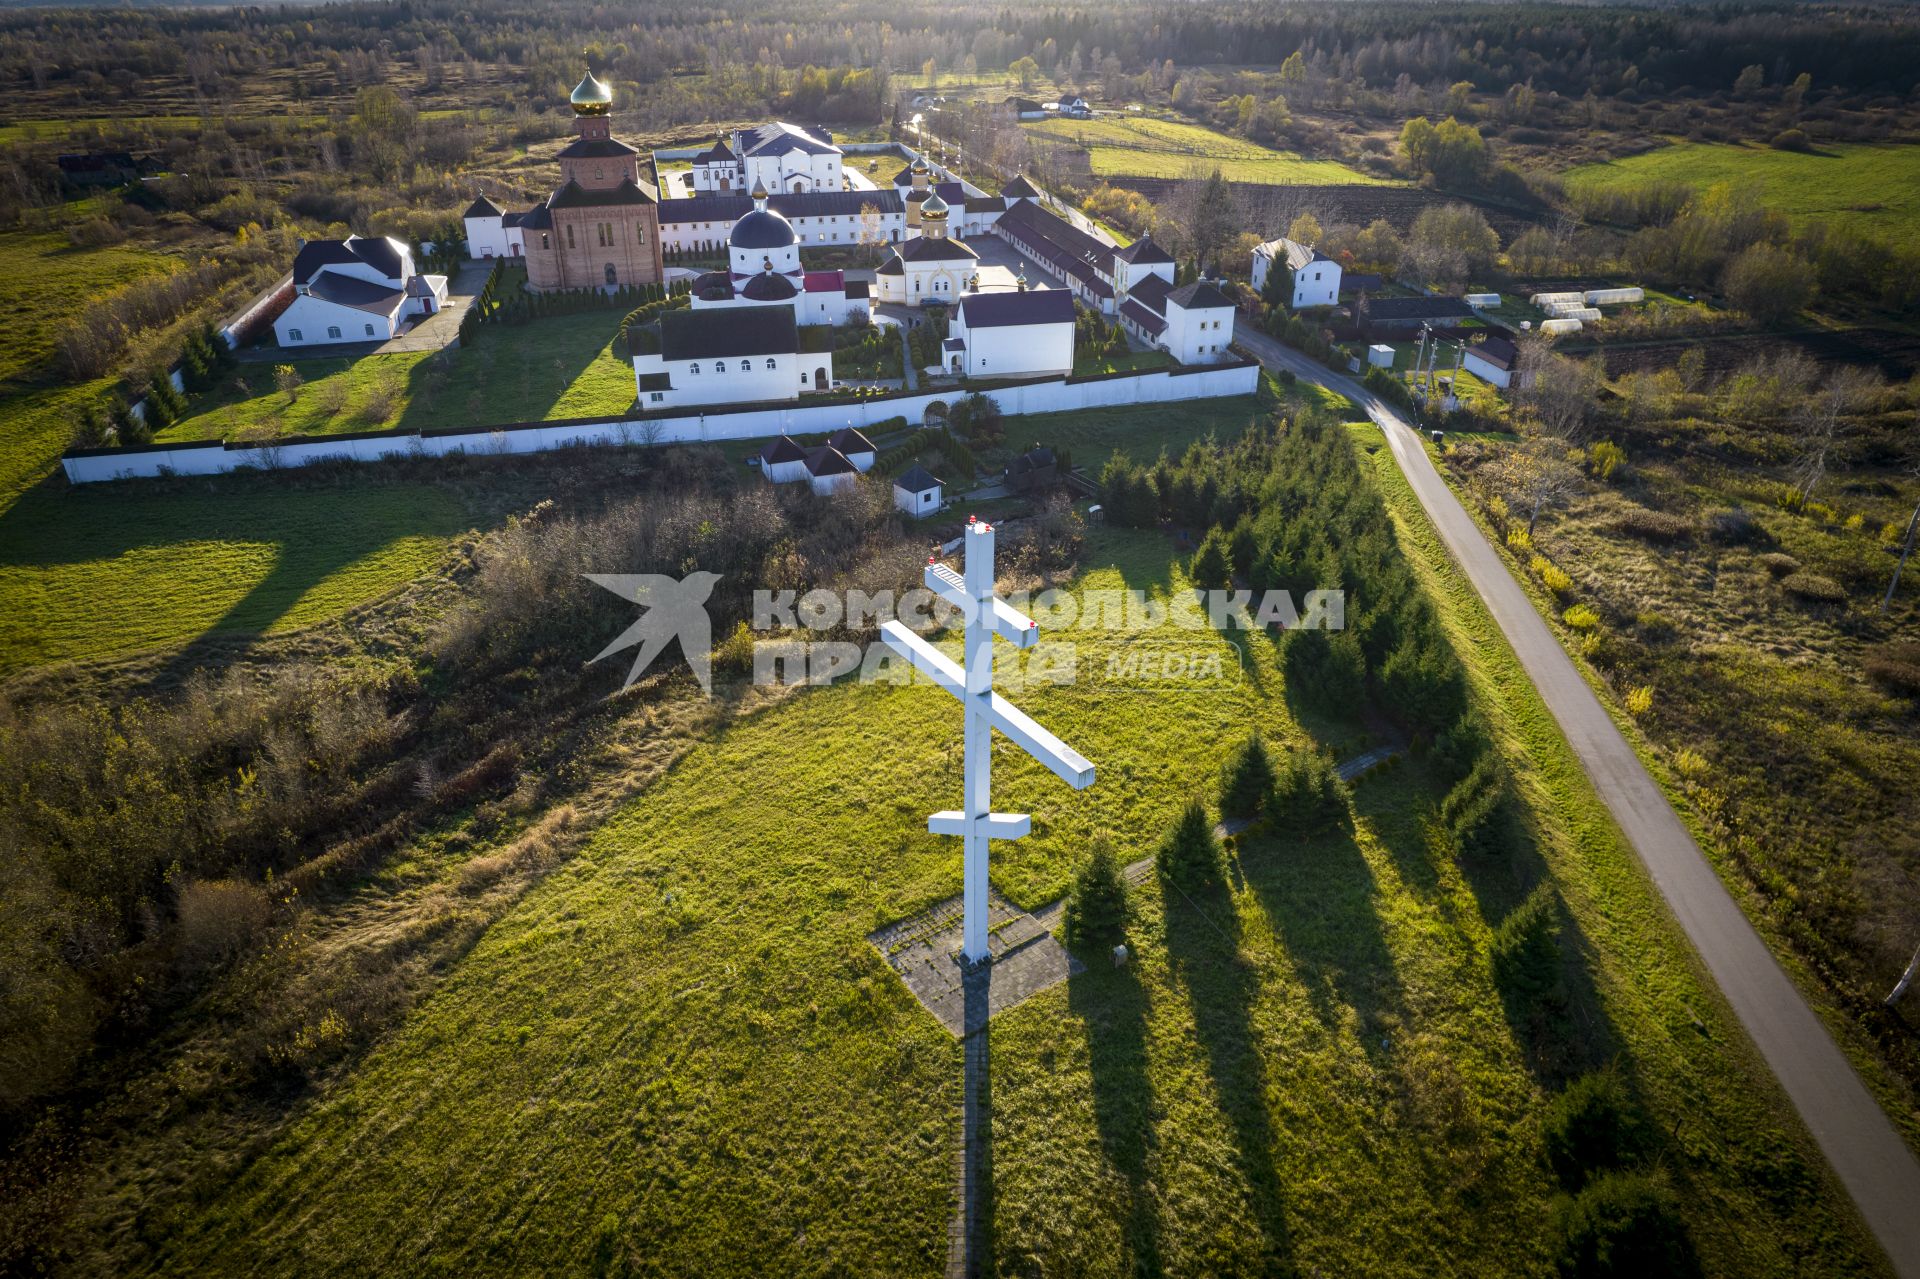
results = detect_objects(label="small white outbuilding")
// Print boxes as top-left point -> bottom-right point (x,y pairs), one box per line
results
1367,344 -> 1395,368
893,464 -> 944,518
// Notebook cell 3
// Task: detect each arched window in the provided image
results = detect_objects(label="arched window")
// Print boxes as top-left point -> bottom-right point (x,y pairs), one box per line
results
327,325 -> 341,339
739,359 -> 751,372
765,358 -> 777,369
690,363 -> 701,375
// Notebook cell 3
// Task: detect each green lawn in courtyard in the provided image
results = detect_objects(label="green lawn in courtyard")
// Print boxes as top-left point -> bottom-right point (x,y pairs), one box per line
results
160,311 -> 639,443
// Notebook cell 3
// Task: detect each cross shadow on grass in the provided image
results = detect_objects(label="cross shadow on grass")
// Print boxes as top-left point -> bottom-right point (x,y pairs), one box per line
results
1243,821 -> 1407,1072
1162,878 -> 1294,1271
1067,960 -> 1164,1278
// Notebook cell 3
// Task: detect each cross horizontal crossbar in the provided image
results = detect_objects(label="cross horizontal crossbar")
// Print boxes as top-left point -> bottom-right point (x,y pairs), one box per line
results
928,811 -> 1032,839
924,564 -> 1040,649
879,621 -> 1096,790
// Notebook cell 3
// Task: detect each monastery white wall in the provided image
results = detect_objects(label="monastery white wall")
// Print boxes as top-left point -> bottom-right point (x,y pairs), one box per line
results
62,361 -> 1259,484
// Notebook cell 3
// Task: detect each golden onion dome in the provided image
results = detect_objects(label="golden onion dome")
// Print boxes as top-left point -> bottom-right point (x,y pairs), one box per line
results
921,189 -> 949,218
570,70 -> 612,116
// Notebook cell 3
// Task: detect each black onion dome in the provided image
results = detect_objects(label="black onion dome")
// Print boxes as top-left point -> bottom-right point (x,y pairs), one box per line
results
731,207 -> 797,250
741,272 -> 799,301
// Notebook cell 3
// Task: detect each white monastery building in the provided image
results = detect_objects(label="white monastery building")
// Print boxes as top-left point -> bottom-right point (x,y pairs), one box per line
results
684,181 -> 869,325
946,288 -> 1076,378
1252,237 -> 1342,309
275,235 -> 448,348
631,307 -> 830,409
692,122 -> 846,194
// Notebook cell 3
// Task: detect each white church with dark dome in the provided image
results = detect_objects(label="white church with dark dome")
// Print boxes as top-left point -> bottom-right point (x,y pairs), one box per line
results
684,179 -> 870,327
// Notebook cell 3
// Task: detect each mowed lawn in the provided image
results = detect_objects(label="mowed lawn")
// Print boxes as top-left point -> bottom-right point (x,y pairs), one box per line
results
160,311 -> 639,443
1563,140 -> 1920,240
134,516 -> 1877,1276
0,481 -> 472,669
1025,115 -> 1395,185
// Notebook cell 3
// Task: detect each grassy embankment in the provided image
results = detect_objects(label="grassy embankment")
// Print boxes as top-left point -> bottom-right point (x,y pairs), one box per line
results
1024,115 -> 1397,185
1562,140 -> 1920,242
108,416 -> 1884,1277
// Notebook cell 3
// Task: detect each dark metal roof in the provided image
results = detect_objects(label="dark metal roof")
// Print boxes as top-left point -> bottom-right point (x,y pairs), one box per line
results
1001,175 -> 1042,199
463,195 -> 504,219
1114,235 -> 1173,265
895,464 -> 942,494
731,207 -> 797,249
1127,273 -> 1171,313
896,237 -> 979,263
293,235 -> 405,284
548,178 -> 657,209
694,141 -> 735,163
740,122 -> 838,158
1120,297 -> 1167,336
659,306 -> 798,362
760,434 -> 807,463
1471,335 -> 1519,369
968,196 -> 1007,213
827,427 -> 875,455
556,137 -> 639,160
957,288 -> 1075,329
875,258 -> 903,276
306,272 -> 405,314
804,445 -> 857,476
1168,279 -> 1237,311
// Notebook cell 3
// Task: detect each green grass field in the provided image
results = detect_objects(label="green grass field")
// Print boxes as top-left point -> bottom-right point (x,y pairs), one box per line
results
1025,116 -> 1394,185
0,482 -> 472,670
0,224 -> 177,386
92,417 -> 1883,1275
1562,140 -> 1920,240
161,312 -> 639,442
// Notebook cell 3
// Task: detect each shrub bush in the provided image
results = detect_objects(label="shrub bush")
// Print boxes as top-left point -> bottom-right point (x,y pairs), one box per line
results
1780,571 -> 1847,604
1532,555 -> 1574,596
175,879 -> 272,969
1157,800 -> 1223,890
1491,882 -> 1561,1002
1865,643 -> 1920,697
1542,1069 -> 1647,1188
1551,1171 -> 1700,1279
1613,508 -> 1692,542
1625,685 -> 1654,716
1563,604 -> 1601,631
1441,753 -> 1507,856
1588,441 -> 1627,480
1705,506 -> 1769,545
1756,551 -> 1801,578
1220,732 -> 1277,822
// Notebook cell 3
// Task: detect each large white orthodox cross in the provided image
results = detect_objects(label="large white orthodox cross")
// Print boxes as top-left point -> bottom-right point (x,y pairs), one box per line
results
880,518 -> 1096,965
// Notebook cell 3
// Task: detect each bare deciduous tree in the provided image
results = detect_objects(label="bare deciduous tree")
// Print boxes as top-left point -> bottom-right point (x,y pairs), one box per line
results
1489,428 -> 1581,536
1790,365 -> 1881,505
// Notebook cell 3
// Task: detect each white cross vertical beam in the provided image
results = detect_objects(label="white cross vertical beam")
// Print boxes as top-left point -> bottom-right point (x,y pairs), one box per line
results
879,519 -> 1095,966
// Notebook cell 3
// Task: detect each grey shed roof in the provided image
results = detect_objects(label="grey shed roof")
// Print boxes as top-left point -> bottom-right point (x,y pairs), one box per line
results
659,306 -> 798,361
1168,278 -> 1237,310
958,288 -> 1075,329
894,464 -> 942,494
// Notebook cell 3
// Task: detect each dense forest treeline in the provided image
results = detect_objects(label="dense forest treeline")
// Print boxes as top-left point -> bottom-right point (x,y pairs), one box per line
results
4,0 -> 1919,117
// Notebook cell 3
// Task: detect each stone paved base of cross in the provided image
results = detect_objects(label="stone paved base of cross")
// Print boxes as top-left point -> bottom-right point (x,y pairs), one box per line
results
881,517 -> 1095,966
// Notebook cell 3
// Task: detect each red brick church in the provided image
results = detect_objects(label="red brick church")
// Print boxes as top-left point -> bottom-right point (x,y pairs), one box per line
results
518,72 -> 664,292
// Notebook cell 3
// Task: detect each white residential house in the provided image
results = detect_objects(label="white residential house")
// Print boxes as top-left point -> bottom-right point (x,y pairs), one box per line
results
1162,278 -> 1237,364
631,306 -> 831,408
1463,334 -> 1532,391
893,464 -> 944,517
1252,237 -> 1342,309
275,235 -> 449,348
946,286 -> 1076,378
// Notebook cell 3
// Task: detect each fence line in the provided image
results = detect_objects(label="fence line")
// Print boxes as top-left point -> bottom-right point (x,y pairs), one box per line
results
62,359 -> 1260,485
